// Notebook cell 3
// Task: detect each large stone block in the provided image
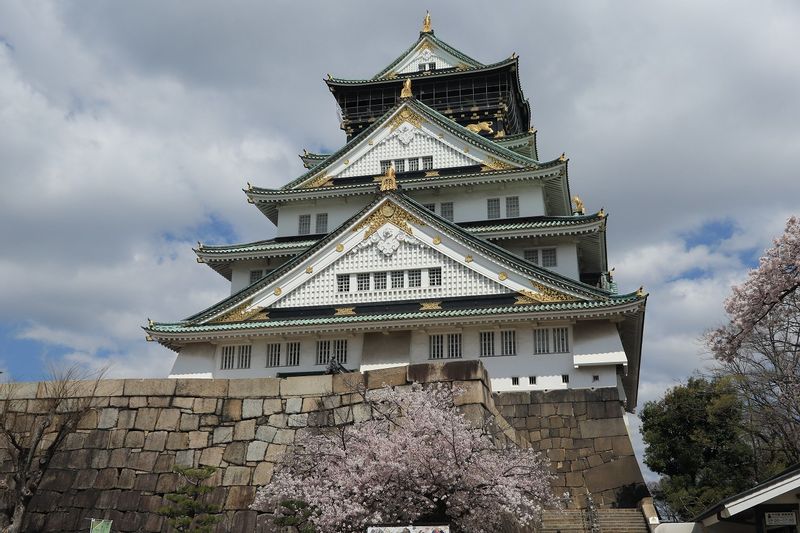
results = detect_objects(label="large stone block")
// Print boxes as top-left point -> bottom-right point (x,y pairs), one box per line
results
246,441 -> 268,462
213,426 -> 234,444
175,378 -> 228,397
365,366 -> 407,389
143,431 -> 167,451
578,418 -> 627,439
193,397 -> 218,414
123,379 -> 176,397
166,431 -> 189,450
234,419 -> 256,440
222,399 -> 242,421
225,485 -> 256,509
583,455 -> 645,493
199,446 -> 225,467
253,462 -> 274,485
222,466 -> 252,486
228,378 -> 280,398
242,399 -> 263,419
133,408 -> 160,431
224,441 -> 247,465
263,398 -> 283,415
155,408 -> 181,430
279,375 -> 333,397
188,430 -> 209,449
179,413 -> 200,431
407,360 -> 489,387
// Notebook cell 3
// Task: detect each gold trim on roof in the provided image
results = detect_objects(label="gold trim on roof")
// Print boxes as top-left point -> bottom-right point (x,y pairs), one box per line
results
388,107 -> 425,131
379,165 -> 398,191
529,281 -> 577,302
335,307 -> 356,316
336,243 -> 344,252
303,174 -> 333,189
498,272 -> 508,281
432,236 -> 441,245
481,156 -> 515,171
420,301 -> 442,311
216,303 -> 266,323
400,78 -> 413,99
422,11 -> 432,33
273,288 -> 282,296
352,201 -> 426,240
305,266 -> 313,274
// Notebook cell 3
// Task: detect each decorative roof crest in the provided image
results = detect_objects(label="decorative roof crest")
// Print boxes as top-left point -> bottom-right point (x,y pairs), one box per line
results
353,200 -> 426,240
422,11 -> 432,33
400,78 -> 413,99
379,164 -> 398,192
572,196 -> 586,215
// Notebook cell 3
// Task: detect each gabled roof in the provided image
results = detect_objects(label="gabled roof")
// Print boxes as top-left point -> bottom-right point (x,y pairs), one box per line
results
299,150 -> 327,169
327,57 -> 515,87
154,191 -> 637,330
265,97 -> 540,193
370,31 -> 484,80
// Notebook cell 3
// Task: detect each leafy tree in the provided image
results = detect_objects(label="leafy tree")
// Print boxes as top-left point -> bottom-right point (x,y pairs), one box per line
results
252,383 -> 558,532
158,465 -> 222,533
0,365 -> 104,533
706,216 -> 800,468
640,377 -> 754,520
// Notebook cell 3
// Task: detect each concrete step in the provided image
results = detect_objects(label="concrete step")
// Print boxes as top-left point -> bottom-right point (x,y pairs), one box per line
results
539,509 -> 649,533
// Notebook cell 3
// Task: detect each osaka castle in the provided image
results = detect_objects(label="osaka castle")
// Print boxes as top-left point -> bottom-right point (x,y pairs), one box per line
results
145,14 -> 647,410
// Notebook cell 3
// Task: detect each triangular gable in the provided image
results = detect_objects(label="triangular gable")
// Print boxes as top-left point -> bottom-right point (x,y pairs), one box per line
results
202,195 -> 601,324
290,100 -> 534,190
373,34 -> 483,80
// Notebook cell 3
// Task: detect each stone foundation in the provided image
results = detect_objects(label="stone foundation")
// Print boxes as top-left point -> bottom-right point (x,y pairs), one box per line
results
0,361 -> 646,532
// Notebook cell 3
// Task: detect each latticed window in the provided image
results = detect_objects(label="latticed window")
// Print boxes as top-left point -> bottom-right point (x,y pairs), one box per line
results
357,273 -> 370,291
221,346 -> 236,370
237,345 -> 251,369
409,158 -> 420,172
298,214 -> 311,235
541,248 -> 557,267
422,156 -> 433,170
428,334 -> 444,359
333,339 -> 348,364
391,270 -> 404,289
479,331 -> 495,357
249,270 -> 263,284
552,327 -> 570,353
440,202 -> 454,221
374,272 -> 387,290
487,198 -> 500,219
423,203 -> 435,212
506,196 -> 520,218
315,213 -> 328,234
428,267 -> 442,287
266,343 -> 281,367
524,249 -> 539,264
501,330 -> 517,356
394,159 -> 405,173
286,342 -> 300,366
447,333 -> 462,359
380,160 -> 391,173
408,269 -> 421,288
533,329 -> 550,354
337,274 -> 350,293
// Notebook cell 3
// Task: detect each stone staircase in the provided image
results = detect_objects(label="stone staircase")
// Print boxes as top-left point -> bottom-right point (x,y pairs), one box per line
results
540,508 -> 649,532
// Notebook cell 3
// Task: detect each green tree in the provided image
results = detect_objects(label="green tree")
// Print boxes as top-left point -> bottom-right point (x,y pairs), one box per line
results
640,377 -> 754,520
158,465 -> 222,532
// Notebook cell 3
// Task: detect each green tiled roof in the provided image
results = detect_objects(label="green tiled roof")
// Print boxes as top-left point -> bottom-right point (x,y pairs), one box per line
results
328,57 -> 514,86
267,97 -> 540,192
465,213 -> 605,233
370,32 -> 484,80
197,239 -> 317,256
149,295 -> 643,333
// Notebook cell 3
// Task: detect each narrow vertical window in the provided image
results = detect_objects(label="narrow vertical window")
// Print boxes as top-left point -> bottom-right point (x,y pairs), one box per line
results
422,156 -> 433,170
429,334 -> 444,359
440,202 -> 454,221
561,374 -> 570,384
316,340 -> 331,365
501,330 -> 517,356
237,345 -> 251,369
391,270 -> 404,289
487,198 -> 500,219
511,377 -> 520,386
286,342 -> 300,366
298,214 -> 311,235
315,213 -> 328,234
357,273 -> 371,291
249,270 -> 263,284
408,269 -> 421,288
221,346 -> 235,370
336,274 -> 350,293
529,376 -> 537,385
533,329 -> 549,354
552,327 -> 570,353
524,249 -> 539,264
428,267 -> 442,287
479,331 -> 495,357
506,196 -> 520,218
447,333 -> 462,359
374,272 -> 387,290
333,339 -> 348,364
266,343 -> 281,367
541,248 -> 557,267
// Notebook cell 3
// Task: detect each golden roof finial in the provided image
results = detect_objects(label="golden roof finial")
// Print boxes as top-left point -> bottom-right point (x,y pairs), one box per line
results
572,195 -> 585,215
147,318 -> 154,327
636,286 -> 647,297
380,163 -> 398,191
559,152 -> 567,162
598,207 -> 606,218
510,52 -> 517,59
422,11 -> 432,33
400,78 -> 413,99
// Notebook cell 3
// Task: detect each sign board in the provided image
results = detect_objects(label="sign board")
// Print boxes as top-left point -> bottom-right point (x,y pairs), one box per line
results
89,519 -> 113,533
765,511 -> 797,526
367,527 -> 449,533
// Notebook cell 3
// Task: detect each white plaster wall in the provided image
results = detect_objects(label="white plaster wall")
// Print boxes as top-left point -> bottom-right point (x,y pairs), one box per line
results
410,182 -> 546,222
276,197 -> 372,238
501,241 -> 580,280
230,258 -> 290,294
170,320 -> 624,392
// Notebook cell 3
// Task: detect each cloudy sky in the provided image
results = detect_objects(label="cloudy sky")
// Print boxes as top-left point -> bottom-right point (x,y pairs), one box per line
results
1,1 -> 799,476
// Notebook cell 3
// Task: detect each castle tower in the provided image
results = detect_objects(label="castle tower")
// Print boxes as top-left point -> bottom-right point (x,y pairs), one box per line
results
146,16 -> 646,411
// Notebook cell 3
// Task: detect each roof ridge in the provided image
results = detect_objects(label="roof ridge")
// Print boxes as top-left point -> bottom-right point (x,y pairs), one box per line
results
369,33 -> 484,81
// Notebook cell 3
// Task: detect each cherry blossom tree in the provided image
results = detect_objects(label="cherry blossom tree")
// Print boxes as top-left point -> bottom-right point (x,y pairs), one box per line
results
252,383 -> 558,532
706,216 -> 800,466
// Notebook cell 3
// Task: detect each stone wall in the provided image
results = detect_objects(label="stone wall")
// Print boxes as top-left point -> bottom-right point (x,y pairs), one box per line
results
0,361 -> 645,532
